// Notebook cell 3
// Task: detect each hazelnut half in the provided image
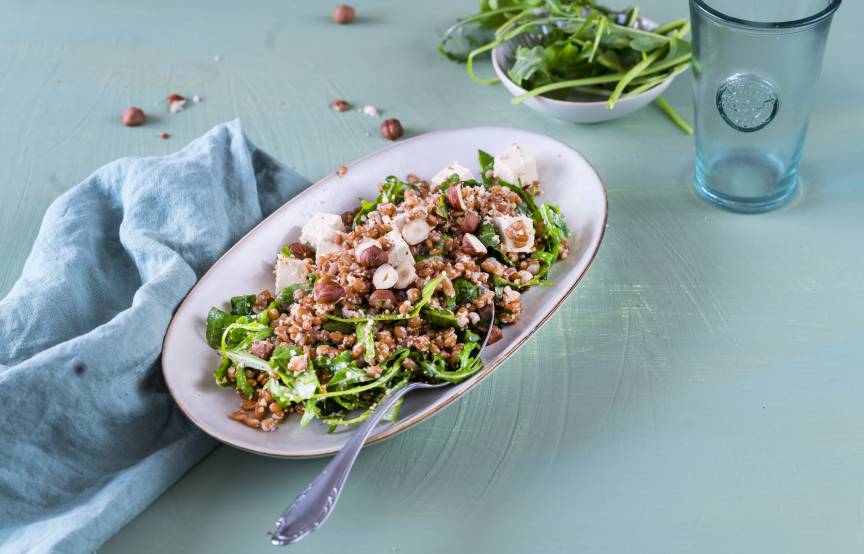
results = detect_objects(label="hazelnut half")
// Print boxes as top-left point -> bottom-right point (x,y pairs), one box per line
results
122,107 -> 145,127
459,211 -> 480,233
379,118 -> 404,141
446,184 -> 465,210
333,4 -> 356,24
368,289 -> 397,309
373,264 -> 399,289
461,233 -> 487,256
401,219 -> 431,245
394,261 -> 417,289
314,279 -> 345,304
358,244 -> 387,267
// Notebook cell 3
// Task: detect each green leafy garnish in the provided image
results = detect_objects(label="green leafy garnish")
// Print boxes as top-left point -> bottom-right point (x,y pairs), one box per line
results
422,306 -> 461,328
353,176 -> 416,226
205,308 -> 239,349
476,221 -> 516,267
229,295 -> 256,316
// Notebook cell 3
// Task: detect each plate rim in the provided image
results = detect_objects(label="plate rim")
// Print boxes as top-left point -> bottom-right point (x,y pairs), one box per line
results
161,126 -> 608,458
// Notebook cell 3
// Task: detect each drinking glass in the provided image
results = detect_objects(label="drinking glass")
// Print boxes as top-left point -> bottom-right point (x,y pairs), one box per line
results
689,0 -> 842,212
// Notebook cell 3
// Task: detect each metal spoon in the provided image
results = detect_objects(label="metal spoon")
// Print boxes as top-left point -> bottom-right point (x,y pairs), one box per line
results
271,305 -> 496,546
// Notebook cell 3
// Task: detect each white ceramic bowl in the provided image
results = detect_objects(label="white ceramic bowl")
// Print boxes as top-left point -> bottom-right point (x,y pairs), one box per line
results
162,126 -> 607,458
491,19 -> 676,124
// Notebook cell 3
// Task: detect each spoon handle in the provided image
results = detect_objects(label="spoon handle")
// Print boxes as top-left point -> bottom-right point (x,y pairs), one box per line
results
271,382 -> 419,546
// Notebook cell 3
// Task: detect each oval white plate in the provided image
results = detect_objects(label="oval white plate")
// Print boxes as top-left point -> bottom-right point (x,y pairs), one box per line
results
162,126 -> 607,458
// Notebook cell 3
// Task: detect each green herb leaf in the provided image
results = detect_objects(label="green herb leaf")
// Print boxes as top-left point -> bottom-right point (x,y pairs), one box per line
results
205,308 -> 238,349
508,45 -> 551,86
422,306 -> 461,328
435,195 -> 449,218
453,278 -> 479,306
229,295 -> 257,316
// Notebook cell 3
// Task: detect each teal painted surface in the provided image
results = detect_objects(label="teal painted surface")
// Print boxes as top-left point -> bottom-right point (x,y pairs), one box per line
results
0,1 -> 861,552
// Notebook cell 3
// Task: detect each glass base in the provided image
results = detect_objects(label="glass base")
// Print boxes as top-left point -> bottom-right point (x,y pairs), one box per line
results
694,150 -> 799,213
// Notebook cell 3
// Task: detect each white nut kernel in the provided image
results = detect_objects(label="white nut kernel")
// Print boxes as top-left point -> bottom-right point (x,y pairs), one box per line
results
394,261 -> 418,289
373,264 -> 399,289
401,219 -> 431,245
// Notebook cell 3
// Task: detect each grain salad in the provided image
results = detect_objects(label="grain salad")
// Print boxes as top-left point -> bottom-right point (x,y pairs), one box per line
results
204,145 -> 571,432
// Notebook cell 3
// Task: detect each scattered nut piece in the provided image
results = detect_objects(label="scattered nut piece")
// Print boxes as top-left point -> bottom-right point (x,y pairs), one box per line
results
337,165 -> 349,176
373,264 -> 399,289
379,118 -> 404,140
362,105 -> 380,117
333,4 -> 356,24
160,132 -> 170,140
460,211 -> 481,233
192,95 -> 202,103
122,107 -> 145,127
166,94 -> 185,104
331,99 -> 351,112
461,233 -> 487,256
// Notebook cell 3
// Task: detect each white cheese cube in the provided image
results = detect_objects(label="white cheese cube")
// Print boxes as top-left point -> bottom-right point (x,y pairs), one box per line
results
491,215 -> 535,253
430,162 -> 475,188
315,226 -> 344,262
274,255 -> 309,292
299,212 -> 345,249
492,144 -> 538,186
384,230 -> 414,267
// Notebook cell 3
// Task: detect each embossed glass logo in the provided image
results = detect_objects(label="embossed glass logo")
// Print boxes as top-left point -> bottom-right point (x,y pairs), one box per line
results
716,74 -> 779,132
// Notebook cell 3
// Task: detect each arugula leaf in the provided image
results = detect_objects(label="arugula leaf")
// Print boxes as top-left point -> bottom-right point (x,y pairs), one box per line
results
453,278 -> 479,306
273,283 -> 311,307
476,221 -> 516,267
205,308 -> 239,349
267,370 -> 320,408
213,356 -> 231,386
353,176 -> 416,226
230,295 -> 256,316
356,320 -> 377,364
478,149 -> 495,186
508,45 -> 551,86
322,320 -> 354,334
422,306 -> 461,328
536,202 -> 570,244
435,195 -> 449,218
321,352 -> 371,390
418,346 -> 483,383
269,344 -> 304,373
234,366 -> 255,399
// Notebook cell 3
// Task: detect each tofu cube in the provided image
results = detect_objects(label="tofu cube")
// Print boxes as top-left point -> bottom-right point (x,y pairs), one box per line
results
492,144 -> 538,186
384,230 -> 414,267
492,215 -> 535,253
430,162 -> 475,188
299,212 -> 345,249
274,255 -> 309,292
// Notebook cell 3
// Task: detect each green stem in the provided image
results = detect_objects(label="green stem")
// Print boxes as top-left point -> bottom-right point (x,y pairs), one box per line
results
606,48 -> 664,109
654,96 -> 693,135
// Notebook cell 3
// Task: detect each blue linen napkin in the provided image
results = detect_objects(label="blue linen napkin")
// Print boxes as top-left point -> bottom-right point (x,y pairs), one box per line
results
0,120 -> 311,553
